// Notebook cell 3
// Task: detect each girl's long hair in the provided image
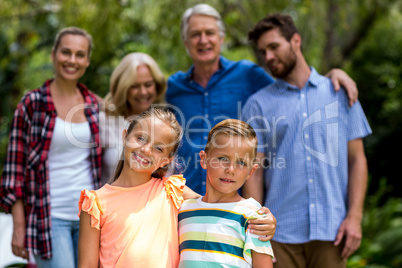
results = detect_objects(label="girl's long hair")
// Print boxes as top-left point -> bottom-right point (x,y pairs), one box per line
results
109,107 -> 182,183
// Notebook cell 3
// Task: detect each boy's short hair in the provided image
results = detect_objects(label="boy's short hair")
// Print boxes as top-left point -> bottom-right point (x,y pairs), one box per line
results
205,119 -> 258,158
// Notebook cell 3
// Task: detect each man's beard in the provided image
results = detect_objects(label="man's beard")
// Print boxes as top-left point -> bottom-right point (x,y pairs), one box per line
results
269,48 -> 297,79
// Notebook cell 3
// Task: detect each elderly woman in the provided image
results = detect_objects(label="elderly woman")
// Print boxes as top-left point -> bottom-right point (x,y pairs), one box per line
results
100,52 -> 167,184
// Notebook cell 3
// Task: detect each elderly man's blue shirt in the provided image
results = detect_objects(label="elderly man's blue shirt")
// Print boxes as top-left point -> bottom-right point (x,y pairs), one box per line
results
166,56 -> 274,195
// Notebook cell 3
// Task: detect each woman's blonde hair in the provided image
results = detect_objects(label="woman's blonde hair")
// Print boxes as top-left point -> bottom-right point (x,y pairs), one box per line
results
52,26 -> 93,57
104,52 -> 166,116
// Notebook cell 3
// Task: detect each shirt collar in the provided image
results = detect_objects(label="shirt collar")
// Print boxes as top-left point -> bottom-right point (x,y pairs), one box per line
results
185,56 -> 227,81
40,79 -> 56,112
308,67 -> 320,87
275,66 -> 319,91
40,79 -> 92,113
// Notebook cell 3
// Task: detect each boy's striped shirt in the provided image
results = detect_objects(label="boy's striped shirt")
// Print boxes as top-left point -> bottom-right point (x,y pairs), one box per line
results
178,197 -> 274,267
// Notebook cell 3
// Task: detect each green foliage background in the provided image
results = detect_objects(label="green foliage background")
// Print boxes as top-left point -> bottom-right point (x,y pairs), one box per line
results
1,0 -> 402,266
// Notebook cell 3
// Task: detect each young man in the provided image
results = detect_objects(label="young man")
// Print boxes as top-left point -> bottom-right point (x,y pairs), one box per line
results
178,119 -> 274,268
242,14 -> 372,267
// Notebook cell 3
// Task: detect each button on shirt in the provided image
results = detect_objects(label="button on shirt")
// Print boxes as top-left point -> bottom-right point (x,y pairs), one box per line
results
167,56 -> 274,195
242,68 -> 372,243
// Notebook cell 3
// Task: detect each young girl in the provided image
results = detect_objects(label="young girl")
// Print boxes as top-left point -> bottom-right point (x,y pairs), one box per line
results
78,108 -> 196,267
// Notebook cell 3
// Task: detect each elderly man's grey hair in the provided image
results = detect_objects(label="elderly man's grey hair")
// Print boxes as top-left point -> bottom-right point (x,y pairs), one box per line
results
180,4 -> 226,42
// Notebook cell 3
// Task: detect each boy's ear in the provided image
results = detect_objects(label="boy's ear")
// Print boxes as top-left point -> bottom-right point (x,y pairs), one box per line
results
199,151 -> 208,170
246,163 -> 259,181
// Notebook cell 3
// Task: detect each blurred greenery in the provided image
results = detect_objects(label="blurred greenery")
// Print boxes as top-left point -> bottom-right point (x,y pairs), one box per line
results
348,178 -> 402,267
1,0 -> 402,266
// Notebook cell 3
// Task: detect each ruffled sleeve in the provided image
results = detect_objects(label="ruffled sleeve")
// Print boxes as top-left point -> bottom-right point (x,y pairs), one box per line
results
78,189 -> 103,230
163,174 -> 186,209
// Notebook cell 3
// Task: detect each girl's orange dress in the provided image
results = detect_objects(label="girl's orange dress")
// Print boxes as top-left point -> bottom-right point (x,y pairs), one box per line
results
79,175 -> 185,267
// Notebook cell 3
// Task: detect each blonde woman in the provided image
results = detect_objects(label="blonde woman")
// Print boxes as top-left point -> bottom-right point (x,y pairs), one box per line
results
0,27 -> 101,267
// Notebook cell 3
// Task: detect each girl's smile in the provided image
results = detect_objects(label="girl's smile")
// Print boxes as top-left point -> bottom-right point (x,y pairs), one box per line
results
132,152 -> 152,165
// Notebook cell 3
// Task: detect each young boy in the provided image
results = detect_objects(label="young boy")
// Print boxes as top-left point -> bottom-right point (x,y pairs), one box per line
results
178,119 -> 274,267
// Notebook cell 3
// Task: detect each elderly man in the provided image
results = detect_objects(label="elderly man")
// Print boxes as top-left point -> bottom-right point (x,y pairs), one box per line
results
166,4 -> 357,196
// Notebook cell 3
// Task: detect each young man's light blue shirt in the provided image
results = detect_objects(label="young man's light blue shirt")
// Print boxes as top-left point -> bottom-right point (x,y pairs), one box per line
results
242,67 -> 372,243
167,56 -> 274,195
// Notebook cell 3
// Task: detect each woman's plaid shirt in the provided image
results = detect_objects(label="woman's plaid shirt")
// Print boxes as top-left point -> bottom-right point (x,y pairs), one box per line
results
0,80 -> 102,259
